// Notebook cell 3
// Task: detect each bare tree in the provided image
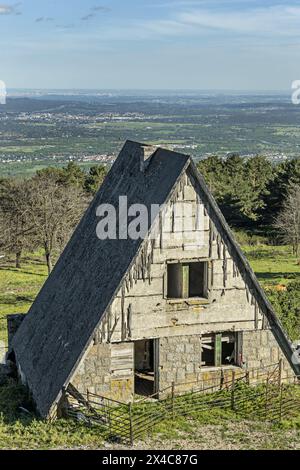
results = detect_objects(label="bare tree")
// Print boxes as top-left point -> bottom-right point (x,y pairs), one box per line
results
274,184 -> 300,257
26,174 -> 89,274
0,178 -> 36,268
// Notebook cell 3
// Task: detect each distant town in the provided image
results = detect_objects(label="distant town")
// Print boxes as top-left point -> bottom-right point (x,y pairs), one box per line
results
0,91 -> 298,176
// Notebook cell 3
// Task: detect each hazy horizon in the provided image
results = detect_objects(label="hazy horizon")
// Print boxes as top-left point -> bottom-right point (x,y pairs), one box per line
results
6,88 -> 292,95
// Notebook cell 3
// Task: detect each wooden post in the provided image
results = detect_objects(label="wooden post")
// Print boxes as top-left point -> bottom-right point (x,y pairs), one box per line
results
279,383 -> 283,422
129,402 -> 134,446
231,371 -> 236,411
246,370 -> 250,386
215,334 -> 222,368
278,358 -> 283,387
171,381 -> 175,421
182,265 -> 189,299
220,369 -> 224,390
86,389 -> 93,412
265,373 -> 270,421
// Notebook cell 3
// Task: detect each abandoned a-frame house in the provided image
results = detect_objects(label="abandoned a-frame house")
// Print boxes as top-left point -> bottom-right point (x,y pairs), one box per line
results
6,140 -> 300,419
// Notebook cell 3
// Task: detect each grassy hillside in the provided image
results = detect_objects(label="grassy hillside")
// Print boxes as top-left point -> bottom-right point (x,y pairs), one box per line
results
243,245 -> 300,288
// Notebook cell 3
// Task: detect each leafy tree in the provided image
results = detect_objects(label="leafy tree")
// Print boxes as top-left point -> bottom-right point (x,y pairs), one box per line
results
198,154 -> 274,226
263,159 -> 300,224
84,165 -> 108,195
268,281 -> 300,341
36,166 -> 63,181
61,162 -> 86,188
198,156 -> 225,196
37,163 -> 86,189
241,156 -> 273,221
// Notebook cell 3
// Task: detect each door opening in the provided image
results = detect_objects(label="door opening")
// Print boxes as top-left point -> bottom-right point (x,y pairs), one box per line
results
134,339 -> 158,397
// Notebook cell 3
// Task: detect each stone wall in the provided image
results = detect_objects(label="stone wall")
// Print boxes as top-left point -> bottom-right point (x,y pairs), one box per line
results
159,330 -> 295,396
159,333 -> 245,395
70,329 -> 295,404
159,335 -> 202,391
70,341 -> 134,402
71,343 -> 111,396
242,330 -> 294,381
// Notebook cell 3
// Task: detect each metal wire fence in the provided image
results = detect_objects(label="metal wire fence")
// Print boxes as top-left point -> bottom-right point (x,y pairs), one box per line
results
65,361 -> 300,445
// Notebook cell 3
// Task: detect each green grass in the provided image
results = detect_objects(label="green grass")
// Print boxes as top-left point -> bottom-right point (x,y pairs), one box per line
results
0,160 -> 109,178
0,252 -> 47,343
242,245 -> 300,287
0,380 -> 105,450
150,413 -> 300,450
0,379 -> 299,449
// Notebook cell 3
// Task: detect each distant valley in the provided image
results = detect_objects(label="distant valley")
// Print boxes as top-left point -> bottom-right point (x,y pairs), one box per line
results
0,90 -> 299,177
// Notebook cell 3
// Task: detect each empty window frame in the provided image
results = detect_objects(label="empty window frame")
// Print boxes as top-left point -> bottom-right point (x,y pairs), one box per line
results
167,261 -> 209,299
201,332 -> 237,367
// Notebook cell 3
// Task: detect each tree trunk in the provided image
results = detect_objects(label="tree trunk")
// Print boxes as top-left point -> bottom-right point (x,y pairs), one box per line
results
45,251 -> 52,275
15,250 -> 22,269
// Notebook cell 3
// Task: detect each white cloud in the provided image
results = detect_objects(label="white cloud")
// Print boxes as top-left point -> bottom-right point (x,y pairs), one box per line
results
0,2 -> 21,15
98,4 -> 300,42
91,5 -> 111,13
0,5 -> 14,15
178,5 -> 300,36
87,4 -> 300,41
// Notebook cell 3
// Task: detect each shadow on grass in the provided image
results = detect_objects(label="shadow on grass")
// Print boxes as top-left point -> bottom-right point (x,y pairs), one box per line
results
0,295 -> 35,305
256,272 -> 300,282
245,249 -> 293,260
0,379 -> 37,426
0,267 -> 46,278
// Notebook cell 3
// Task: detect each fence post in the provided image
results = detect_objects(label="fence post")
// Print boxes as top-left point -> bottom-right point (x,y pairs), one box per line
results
265,373 -> 270,421
279,383 -> 283,422
246,370 -> 250,386
231,371 -> 236,411
129,402 -> 134,446
86,389 -> 92,413
278,358 -> 283,387
220,369 -> 224,390
171,381 -> 175,421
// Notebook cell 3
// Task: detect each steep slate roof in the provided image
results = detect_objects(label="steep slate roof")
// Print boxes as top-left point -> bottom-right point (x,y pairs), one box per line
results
12,141 -> 191,417
12,140 -> 300,418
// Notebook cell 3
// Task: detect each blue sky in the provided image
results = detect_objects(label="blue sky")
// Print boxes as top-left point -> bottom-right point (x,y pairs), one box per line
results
1,0 -> 300,90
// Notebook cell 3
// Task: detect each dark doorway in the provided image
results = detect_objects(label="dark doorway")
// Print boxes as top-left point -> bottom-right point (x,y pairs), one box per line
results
134,339 -> 156,397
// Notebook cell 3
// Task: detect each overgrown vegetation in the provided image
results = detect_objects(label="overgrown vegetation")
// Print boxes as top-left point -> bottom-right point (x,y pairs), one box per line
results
198,156 -> 300,230
0,377 -> 299,449
267,282 -> 300,341
0,380 -> 105,450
